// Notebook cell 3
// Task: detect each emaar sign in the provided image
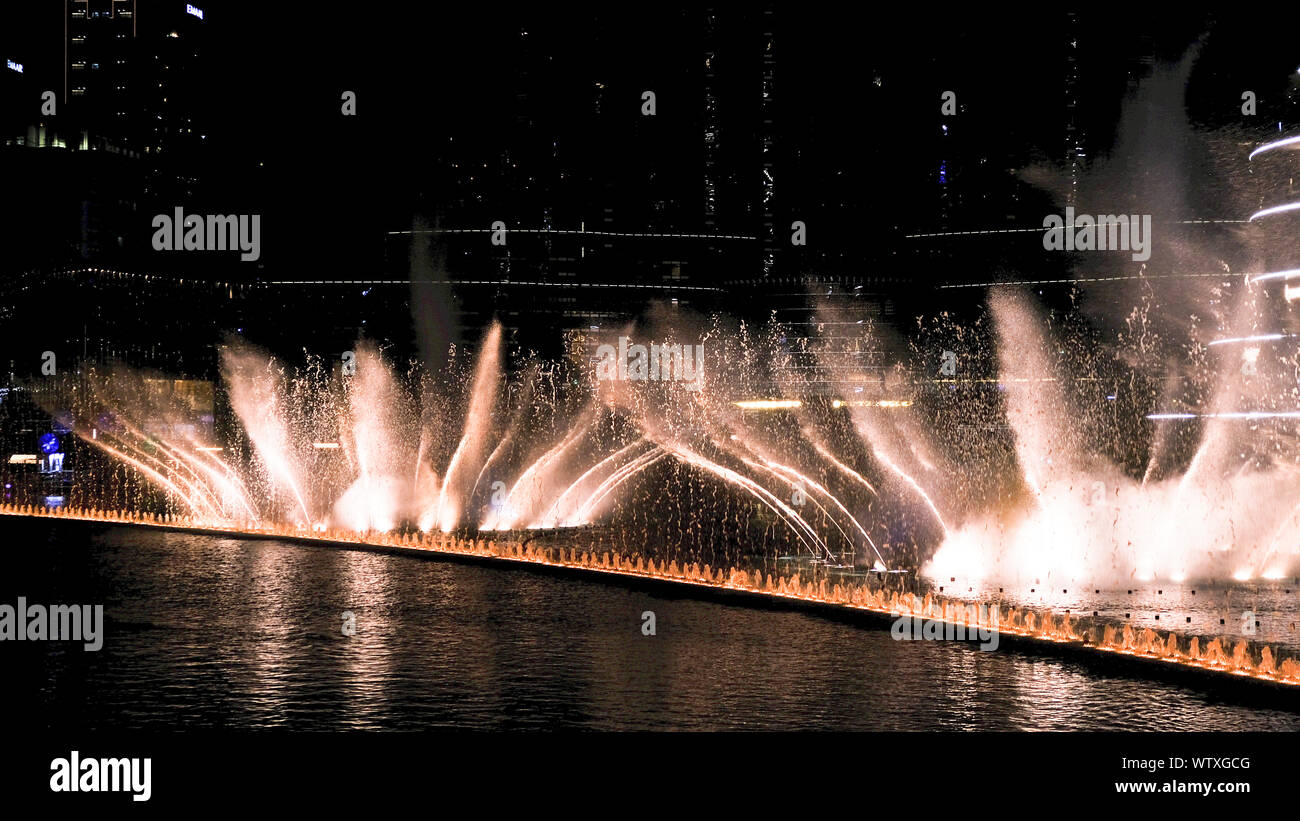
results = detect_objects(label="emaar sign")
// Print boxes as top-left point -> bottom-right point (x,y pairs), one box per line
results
186,4 -> 204,20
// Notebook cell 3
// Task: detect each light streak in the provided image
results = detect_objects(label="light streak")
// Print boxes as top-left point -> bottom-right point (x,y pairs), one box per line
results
1206,334 -> 1291,346
1148,411 -> 1300,420
1248,201 -> 1300,221
831,399 -> 912,408
1249,134 -> 1300,160
1246,268 -> 1300,284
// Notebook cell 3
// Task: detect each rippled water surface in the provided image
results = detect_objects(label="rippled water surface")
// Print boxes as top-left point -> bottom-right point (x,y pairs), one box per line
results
3,520 -> 1297,730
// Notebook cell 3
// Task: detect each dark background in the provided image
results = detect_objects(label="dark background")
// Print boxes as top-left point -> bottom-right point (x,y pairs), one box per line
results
2,3 -> 1300,367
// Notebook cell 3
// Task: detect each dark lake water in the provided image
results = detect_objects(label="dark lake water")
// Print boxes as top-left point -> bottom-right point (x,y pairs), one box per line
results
3,518 -> 1297,730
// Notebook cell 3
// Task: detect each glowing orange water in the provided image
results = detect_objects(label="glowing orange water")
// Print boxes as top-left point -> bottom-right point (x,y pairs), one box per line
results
6,503 -> 1296,689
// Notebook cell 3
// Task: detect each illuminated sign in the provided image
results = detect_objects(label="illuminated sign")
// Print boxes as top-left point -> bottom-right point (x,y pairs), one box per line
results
39,432 -> 60,454
186,4 -> 204,20
5,60 -> 22,73
7,454 -> 38,465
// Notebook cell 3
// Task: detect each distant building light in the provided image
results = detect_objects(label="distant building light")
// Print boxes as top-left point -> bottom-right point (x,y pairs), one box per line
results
5,60 -> 22,73
8,454 -> 38,465
313,442 -> 341,449
186,4 -> 204,20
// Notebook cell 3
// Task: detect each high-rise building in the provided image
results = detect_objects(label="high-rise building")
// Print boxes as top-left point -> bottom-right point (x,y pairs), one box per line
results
1064,12 -> 1082,207
63,0 -> 208,198
64,0 -> 138,149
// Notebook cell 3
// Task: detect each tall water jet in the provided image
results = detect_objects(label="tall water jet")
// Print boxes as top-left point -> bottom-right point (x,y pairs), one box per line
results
333,343 -> 417,533
221,343 -> 314,526
426,323 -> 503,532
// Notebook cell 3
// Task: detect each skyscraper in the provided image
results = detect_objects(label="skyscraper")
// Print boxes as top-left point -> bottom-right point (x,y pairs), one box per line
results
63,0 -> 208,198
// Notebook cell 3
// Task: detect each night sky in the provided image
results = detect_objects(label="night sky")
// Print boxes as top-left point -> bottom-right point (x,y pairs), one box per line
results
7,4 -> 1299,278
